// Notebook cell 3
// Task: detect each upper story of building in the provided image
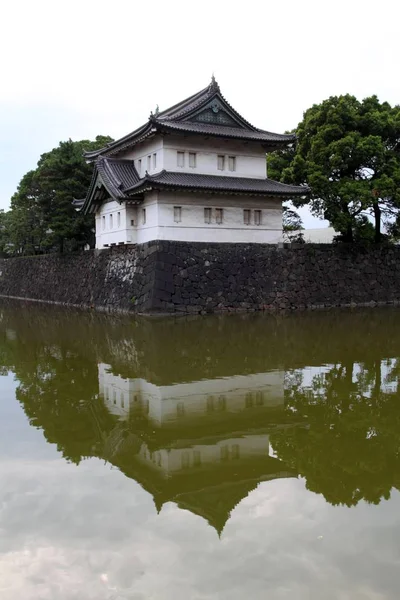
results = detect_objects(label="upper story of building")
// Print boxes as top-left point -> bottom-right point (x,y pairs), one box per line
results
79,77 -> 306,215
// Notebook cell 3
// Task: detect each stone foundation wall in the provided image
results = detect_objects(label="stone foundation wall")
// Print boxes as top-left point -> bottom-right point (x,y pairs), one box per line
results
0,242 -> 399,314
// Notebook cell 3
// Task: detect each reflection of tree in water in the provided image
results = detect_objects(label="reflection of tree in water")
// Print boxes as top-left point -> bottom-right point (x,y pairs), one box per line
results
272,360 -> 400,507
2,331 -> 116,464
2,301 -> 400,514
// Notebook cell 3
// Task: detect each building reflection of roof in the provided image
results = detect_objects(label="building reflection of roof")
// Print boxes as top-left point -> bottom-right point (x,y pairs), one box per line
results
102,428 -> 297,534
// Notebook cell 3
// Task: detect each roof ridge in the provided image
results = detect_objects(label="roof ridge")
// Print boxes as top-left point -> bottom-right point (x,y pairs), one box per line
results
157,83 -> 212,120
83,79 -> 296,161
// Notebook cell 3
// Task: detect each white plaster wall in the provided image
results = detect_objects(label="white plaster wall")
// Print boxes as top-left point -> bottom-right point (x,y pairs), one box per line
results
163,135 -> 267,179
95,201 -> 139,248
118,134 -> 267,179
135,191 -> 161,244
120,135 -> 164,176
133,191 -> 282,244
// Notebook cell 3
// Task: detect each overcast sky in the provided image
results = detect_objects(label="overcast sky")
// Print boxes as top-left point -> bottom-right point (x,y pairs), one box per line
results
1,0 -> 398,227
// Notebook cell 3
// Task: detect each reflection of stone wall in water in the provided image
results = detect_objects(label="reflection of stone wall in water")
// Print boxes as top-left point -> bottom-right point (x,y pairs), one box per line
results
98,363 -> 284,423
1,242 -> 400,313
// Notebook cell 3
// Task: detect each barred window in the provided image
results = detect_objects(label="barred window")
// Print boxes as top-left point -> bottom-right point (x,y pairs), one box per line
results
254,210 -> 262,225
142,208 -> 146,225
174,206 -> 182,223
189,152 -> 196,168
153,153 -> 157,169
228,156 -> 236,171
217,155 -> 225,171
177,151 -> 184,167
215,208 -> 223,224
243,209 -> 251,225
204,207 -> 212,224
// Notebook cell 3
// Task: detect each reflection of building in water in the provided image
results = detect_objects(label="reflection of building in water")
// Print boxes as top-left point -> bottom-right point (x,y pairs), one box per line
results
98,363 -> 284,424
98,363 -> 295,534
137,433 -> 271,476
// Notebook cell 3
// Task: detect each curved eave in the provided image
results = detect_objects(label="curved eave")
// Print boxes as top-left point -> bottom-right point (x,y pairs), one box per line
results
81,172 -> 125,216
83,80 -> 296,161
83,122 -> 155,162
126,172 -> 309,198
96,160 -> 128,201
159,83 -> 258,130
154,120 -> 295,146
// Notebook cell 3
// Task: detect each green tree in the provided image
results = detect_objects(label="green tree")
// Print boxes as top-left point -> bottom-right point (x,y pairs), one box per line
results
9,135 -> 112,254
268,95 -> 400,243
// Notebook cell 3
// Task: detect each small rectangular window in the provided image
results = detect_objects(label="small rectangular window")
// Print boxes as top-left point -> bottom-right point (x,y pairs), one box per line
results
231,444 -> 240,459
189,152 -> 196,168
137,159 -> 141,174
181,451 -> 190,469
228,156 -> 236,171
102,215 -> 105,230
177,151 -> 185,167
204,207 -> 212,224
215,208 -> 223,224
217,155 -> 225,171
254,210 -> 262,225
117,212 -> 121,228
153,153 -> 157,169
109,214 -> 113,229
147,155 -> 151,171
174,206 -> 182,223
193,450 -> 201,466
130,219 -> 135,227
243,209 -> 251,225
220,445 -> 229,461
142,208 -> 146,225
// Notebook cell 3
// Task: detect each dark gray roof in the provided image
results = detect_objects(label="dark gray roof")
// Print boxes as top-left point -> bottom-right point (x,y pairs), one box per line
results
126,170 -> 308,197
84,78 -> 296,160
72,198 -> 85,209
81,158 -> 140,214
96,158 -> 140,200
154,120 -> 294,144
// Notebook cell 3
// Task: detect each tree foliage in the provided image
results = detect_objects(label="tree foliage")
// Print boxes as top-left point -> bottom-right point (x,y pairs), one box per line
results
5,135 -> 112,254
268,95 -> 400,243
271,359 -> 400,507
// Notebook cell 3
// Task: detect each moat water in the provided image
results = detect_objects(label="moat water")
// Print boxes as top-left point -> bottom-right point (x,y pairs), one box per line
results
1,301 -> 400,599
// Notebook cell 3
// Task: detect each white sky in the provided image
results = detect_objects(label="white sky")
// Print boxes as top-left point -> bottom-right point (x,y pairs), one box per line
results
1,0 -> 399,227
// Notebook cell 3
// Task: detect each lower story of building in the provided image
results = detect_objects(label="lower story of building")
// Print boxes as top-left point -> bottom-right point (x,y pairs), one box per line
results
95,191 -> 283,248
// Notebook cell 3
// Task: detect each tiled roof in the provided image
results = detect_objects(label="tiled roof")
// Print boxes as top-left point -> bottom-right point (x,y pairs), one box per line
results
81,158 -> 140,214
96,157 -> 140,199
83,78 -> 296,160
154,120 -> 295,143
72,198 -> 85,208
84,123 -> 153,160
156,81 -> 217,121
126,170 -> 309,197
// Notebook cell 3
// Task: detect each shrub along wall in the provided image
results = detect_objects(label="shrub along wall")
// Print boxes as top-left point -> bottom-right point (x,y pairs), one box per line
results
0,242 -> 399,314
